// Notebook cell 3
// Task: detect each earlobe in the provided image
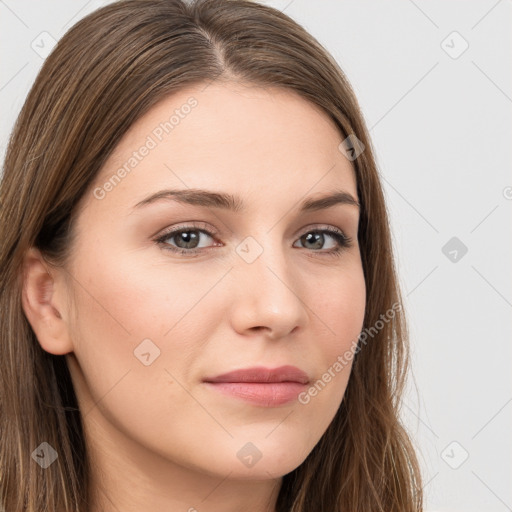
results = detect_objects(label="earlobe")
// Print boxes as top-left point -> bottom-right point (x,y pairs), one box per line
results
21,247 -> 73,355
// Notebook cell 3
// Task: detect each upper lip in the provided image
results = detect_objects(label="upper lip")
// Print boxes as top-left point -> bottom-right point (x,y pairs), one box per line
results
203,365 -> 309,384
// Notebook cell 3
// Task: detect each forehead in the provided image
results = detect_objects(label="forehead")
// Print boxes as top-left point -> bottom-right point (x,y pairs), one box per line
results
86,81 -> 357,218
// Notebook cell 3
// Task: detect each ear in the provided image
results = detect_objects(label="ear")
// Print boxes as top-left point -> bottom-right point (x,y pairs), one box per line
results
21,247 -> 74,355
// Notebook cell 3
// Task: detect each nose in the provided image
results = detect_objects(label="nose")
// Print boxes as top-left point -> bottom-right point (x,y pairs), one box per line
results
229,237 -> 309,340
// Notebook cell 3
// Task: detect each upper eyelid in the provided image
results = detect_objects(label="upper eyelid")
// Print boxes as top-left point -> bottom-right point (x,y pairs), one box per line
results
155,222 -> 217,239
155,222 -> 348,234
155,222 -> 352,243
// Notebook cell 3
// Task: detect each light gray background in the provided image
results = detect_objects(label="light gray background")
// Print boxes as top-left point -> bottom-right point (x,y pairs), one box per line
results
1,1 -> 511,510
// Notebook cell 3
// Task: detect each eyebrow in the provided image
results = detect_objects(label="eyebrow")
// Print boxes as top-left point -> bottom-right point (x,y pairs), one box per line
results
132,188 -> 360,213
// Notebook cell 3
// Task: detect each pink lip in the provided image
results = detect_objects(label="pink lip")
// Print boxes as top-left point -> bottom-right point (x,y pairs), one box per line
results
203,365 -> 309,407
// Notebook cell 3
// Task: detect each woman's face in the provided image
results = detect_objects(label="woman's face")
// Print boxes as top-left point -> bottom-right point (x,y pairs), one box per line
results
36,82 -> 366,485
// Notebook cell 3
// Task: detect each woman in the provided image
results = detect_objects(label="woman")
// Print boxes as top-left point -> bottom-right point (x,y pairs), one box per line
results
0,0 -> 423,510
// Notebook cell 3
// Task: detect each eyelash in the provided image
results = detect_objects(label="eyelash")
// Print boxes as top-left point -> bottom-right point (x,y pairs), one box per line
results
154,222 -> 353,258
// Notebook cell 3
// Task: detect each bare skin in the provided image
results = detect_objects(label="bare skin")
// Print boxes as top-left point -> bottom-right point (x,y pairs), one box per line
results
21,81 -> 366,512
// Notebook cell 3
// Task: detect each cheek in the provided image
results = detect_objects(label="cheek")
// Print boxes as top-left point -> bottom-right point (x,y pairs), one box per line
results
314,264 -> 366,351
304,265 -> 366,405
66,247 -> 226,399
65,252 -> 204,453
291,272 -> 365,461
71,243 -> 213,340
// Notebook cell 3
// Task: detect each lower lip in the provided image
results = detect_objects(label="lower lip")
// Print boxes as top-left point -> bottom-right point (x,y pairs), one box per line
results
204,382 -> 308,406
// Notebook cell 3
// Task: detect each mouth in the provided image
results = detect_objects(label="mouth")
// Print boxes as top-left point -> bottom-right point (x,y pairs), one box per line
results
202,365 -> 309,407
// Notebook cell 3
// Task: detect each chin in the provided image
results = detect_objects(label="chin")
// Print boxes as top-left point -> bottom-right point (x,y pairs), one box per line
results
224,457 -> 307,481
219,435 -> 313,480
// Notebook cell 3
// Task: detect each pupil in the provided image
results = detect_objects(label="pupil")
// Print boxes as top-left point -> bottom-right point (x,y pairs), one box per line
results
304,232 -> 323,249
177,231 -> 199,249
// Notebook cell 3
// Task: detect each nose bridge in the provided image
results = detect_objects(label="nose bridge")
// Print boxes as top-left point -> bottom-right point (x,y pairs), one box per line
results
230,228 -> 308,337
236,229 -> 290,292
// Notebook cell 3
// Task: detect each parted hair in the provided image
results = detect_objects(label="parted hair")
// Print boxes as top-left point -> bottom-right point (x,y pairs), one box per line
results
0,1 -> 423,510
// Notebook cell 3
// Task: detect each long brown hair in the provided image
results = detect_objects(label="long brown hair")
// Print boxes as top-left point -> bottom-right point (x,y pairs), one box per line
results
0,0 -> 423,510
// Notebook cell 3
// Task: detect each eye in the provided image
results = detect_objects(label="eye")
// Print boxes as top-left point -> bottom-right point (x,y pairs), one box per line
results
154,223 -> 353,257
154,222 -> 218,256
292,227 -> 353,257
